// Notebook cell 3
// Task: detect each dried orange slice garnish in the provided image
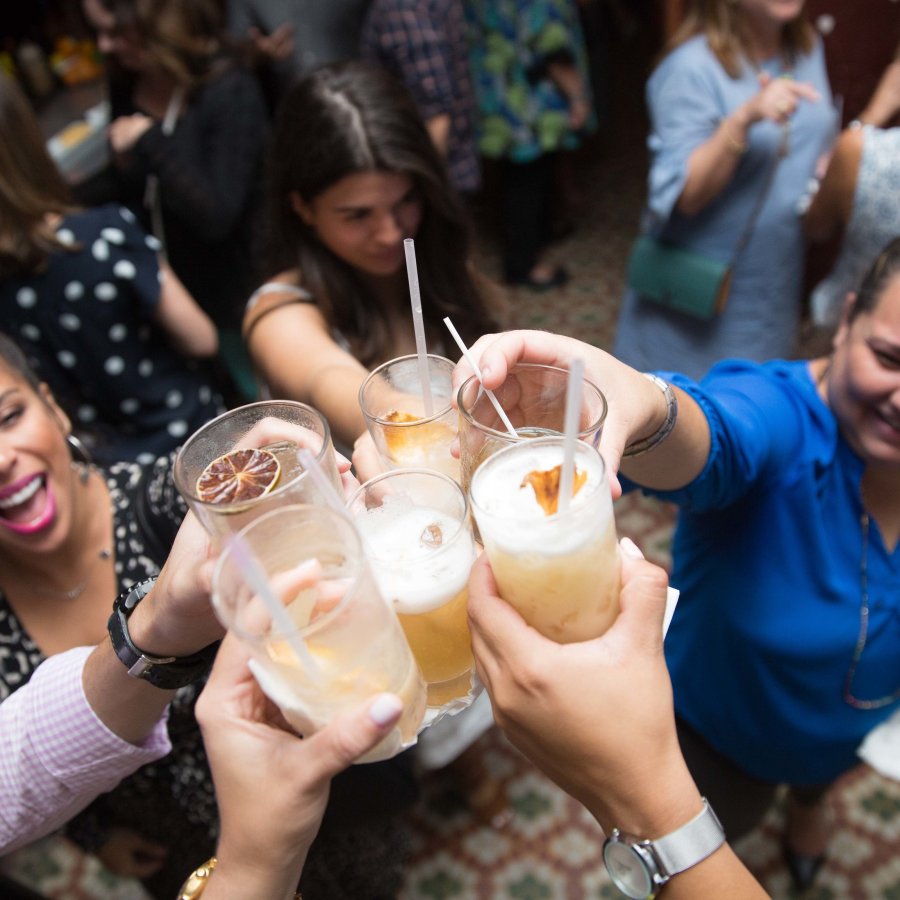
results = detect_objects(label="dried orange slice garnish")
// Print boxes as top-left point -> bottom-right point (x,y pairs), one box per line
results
196,448 -> 281,505
520,465 -> 588,516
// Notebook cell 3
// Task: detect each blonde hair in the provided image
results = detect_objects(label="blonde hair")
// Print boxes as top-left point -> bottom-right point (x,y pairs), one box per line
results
0,76 -> 75,277
666,0 -> 815,78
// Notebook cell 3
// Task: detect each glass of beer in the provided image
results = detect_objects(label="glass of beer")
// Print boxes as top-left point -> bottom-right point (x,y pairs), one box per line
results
358,354 -> 459,481
457,363 -> 607,495
173,400 -> 342,545
212,504 -> 427,763
469,436 -> 621,643
349,468 -> 477,710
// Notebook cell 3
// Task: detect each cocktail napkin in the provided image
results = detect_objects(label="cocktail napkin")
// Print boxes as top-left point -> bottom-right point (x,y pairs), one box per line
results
858,706 -> 900,782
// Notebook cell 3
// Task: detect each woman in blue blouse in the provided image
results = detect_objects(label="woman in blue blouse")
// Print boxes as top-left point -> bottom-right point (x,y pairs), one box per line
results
614,0 -> 835,380
454,238 -> 900,891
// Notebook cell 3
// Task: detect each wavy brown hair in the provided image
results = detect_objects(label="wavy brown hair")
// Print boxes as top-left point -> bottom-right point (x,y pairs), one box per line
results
0,78 -> 76,278
666,0 -> 815,78
98,0 -> 227,90
261,61 -> 501,367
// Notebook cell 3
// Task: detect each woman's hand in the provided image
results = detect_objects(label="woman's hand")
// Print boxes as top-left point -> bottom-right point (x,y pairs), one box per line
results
467,540 -> 700,835
108,113 -> 154,155
450,330 -> 669,497
95,826 -> 168,879
196,634 -> 403,893
744,72 -> 820,126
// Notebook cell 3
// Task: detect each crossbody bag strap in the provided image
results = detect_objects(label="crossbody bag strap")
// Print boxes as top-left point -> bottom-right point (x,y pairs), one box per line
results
727,122 -> 790,267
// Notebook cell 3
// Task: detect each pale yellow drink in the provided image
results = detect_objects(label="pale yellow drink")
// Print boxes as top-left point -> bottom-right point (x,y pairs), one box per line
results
352,470 -> 476,708
470,437 -> 621,643
212,504 -> 427,762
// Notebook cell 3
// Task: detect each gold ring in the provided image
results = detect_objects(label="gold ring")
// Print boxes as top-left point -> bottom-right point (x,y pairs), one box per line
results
776,100 -> 789,115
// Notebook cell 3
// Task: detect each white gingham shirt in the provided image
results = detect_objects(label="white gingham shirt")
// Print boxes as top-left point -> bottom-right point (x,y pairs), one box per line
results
0,646 -> 171,853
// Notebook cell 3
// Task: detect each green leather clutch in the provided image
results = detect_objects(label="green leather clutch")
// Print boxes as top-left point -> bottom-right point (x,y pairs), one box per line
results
626,236 -> 732,320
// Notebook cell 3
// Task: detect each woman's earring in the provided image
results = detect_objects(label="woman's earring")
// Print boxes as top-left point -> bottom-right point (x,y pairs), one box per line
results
66,433 -> 93,484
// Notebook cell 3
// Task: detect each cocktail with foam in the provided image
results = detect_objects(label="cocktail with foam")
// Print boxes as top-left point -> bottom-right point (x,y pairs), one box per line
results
469,436 -> 620,643
350,469 -> 476,708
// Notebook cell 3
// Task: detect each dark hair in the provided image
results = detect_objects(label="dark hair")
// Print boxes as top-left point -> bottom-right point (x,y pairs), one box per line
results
849,237 -> 900,323
99,0 -> 227,89
0,332 -> 44,395
261,61 -> 500,366
665,0 -> 815,78
0,78 -> 76,278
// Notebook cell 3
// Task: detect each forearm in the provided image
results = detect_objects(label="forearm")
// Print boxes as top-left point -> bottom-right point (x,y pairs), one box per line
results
585,755 -> 767,899
204,853 -> 304,900
546,60 -> 585,103
677,106 -> 752,216
81,640 -> 174,745
619,384 -> 711,490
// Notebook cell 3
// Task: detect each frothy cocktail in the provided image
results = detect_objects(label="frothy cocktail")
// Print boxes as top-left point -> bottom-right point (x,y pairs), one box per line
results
469,437 -> 620,643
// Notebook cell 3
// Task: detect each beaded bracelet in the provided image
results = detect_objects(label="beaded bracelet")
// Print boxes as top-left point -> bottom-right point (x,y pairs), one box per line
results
622,374 -> 679,458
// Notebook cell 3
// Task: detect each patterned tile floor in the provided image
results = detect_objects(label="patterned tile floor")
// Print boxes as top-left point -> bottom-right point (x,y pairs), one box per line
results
5,26 -> 900,900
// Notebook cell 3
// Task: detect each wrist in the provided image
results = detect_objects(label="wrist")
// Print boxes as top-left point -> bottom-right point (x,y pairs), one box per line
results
214,841 -> 307,896
590,755 -> 703,838
127,572 -> 221,658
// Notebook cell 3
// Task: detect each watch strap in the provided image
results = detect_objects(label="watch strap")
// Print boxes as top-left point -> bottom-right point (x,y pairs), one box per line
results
651,798 -> 726,878
108,578 -> 218,690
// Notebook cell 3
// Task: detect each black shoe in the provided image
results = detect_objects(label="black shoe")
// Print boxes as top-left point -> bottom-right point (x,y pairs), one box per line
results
782,839 -> 825,893
509,265 -> 569,292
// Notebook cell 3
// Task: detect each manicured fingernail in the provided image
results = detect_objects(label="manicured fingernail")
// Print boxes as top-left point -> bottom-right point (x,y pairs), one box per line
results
481,364 -> 492,379
620,537 -> 644,559
369,694 -> 403,727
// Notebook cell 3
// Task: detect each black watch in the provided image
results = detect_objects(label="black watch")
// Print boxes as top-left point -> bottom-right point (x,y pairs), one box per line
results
108,578 -> 218,690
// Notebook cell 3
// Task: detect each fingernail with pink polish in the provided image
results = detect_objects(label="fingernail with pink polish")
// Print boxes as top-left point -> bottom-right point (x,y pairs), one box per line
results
369,694 -> 403,727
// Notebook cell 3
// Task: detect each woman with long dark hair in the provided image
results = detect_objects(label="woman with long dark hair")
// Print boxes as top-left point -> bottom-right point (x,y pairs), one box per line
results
244,61 -> 503,449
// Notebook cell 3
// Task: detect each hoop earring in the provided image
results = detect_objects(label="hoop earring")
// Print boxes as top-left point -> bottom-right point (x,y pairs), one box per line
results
66,433 -> 93,484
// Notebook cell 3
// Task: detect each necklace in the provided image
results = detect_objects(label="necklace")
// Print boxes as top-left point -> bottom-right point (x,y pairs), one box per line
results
842,512 -> 900,710
29,547 -> 113,601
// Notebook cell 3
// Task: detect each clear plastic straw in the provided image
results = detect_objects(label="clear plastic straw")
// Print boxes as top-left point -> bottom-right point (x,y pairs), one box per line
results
297,448 -> 347,515
404,238 -> 434,417
226,532 -> 321,681
557,357 -> 584,515
443,317 -> 517,437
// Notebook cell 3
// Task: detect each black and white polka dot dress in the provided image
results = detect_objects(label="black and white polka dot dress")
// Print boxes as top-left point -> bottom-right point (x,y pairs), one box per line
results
0,457 -> 217,895
0,204 -> 222,465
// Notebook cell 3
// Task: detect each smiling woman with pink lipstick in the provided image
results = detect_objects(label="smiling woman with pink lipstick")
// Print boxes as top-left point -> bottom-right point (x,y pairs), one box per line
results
243,61 -> 503,450
0,333 -> 219,898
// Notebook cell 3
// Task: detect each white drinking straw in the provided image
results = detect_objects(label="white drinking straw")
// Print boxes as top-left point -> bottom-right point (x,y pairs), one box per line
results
297,448 -> 348,515
404,238 -> 434,417
443,316 -> 517,438
557,357 -> 584,515
227,532 -> 321,681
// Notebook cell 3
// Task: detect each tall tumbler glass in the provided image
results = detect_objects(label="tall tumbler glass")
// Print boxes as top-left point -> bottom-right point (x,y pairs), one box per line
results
212,504 -> 427,763
469,436 -> 621,643
457,363 -> 608,496
359,354 -> 459,481
173,400 -> 342,545
349,468 -> 477,710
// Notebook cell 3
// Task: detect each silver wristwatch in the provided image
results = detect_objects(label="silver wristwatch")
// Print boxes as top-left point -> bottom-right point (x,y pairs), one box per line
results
602,798 -> 725,899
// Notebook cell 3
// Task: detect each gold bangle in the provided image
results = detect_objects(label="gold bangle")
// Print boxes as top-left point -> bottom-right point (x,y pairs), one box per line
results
722,120 -> 747,154
178,857 -> 302,899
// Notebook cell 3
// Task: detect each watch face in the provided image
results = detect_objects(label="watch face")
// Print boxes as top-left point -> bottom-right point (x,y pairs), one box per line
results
603,841 -> 653,899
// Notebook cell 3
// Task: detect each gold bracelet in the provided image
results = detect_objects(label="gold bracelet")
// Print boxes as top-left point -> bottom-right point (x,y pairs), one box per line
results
722,120 -> 747,154
178,857 -> 302,899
